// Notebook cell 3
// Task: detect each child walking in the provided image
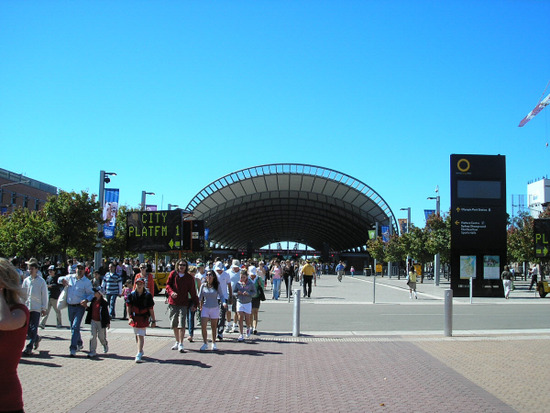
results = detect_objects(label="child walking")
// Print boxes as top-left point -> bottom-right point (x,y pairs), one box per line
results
85,287 -> 110,358
126,277 -> 156,363
121,280 -> 132,320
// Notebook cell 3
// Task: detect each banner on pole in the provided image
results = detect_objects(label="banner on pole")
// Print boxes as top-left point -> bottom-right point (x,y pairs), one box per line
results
381,226 -> 390,242
398,219 -> 408,235
103,188 -> 119,239
424,209 -> 436,220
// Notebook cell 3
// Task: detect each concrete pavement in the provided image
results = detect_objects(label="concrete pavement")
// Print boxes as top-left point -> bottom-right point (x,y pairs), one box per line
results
18,273 -> 550,412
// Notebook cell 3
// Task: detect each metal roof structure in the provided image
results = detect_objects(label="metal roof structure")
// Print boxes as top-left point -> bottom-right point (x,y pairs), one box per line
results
185,164 -> 398,252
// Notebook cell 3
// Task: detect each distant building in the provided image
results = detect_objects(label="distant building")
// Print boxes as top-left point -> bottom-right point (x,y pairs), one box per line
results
527,178 -> 550,218
0,168 -> 57,214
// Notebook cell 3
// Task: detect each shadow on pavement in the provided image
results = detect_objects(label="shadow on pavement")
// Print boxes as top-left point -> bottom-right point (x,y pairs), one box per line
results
151,357 -> 211,368
19,351 -> 62,368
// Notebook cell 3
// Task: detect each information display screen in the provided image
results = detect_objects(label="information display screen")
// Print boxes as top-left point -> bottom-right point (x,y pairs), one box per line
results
457,180 -> 501,199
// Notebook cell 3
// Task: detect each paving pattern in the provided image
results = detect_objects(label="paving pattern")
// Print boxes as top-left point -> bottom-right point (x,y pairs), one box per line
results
16,276 -> 550,412
18,328 -> 550,412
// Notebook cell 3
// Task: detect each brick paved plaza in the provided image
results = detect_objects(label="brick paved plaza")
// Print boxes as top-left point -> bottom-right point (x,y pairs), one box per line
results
18,275 -> 550,412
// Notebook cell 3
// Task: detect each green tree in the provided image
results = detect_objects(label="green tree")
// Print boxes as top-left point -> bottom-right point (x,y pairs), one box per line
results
507,211 -> 535,264
0,207 -> 53,258
425,212 -> 451,264
44,190 -> 102,262
366,236 -> 386,263
385,234 -> 406,263
402,225 -> 432,264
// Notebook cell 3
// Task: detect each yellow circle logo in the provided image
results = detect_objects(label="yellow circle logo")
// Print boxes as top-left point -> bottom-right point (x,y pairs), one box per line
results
457,158 -> 470,172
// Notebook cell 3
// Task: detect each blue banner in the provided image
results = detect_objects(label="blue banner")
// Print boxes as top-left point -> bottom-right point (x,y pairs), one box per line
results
103,188 -> 119,239
381,226 -> 390,242
424,209 -> 436,220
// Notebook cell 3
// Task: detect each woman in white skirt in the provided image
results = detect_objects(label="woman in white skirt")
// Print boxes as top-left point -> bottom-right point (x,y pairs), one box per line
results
198,270 -> 226,351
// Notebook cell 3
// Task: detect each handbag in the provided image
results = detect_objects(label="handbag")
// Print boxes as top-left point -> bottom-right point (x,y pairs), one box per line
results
57,286 -> 68,310
258,285 -> 266,301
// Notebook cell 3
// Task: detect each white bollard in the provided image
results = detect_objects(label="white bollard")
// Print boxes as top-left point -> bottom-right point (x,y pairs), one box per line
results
444,289 -> 453,337
293,289 -> 301,337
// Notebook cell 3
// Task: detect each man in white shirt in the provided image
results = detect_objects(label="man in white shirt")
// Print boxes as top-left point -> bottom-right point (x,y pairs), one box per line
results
22,258 -> 48,356
59,263 -> 94,356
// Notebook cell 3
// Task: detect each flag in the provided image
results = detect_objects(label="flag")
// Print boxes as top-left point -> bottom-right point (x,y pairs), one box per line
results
381,226 -> 390,242
424,209 -> 436,220
103,188 -> 119,239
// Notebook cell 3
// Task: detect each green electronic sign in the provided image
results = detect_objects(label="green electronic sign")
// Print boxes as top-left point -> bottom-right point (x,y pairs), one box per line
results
534,219 -> 550,258
126,210 -> 204,252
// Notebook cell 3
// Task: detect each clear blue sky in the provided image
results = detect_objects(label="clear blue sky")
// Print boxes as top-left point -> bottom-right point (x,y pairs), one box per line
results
2,1 -> 550,232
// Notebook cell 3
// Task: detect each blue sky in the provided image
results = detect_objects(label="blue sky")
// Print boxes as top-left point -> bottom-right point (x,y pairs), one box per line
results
2,0 -> 550,234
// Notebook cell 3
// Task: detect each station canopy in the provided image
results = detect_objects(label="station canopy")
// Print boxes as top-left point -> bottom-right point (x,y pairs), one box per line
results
185,164 -> 397,252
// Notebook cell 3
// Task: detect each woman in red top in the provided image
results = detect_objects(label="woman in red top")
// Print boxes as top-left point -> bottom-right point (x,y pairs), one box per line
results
133,263 -> 155,297
0,258 -> 30,413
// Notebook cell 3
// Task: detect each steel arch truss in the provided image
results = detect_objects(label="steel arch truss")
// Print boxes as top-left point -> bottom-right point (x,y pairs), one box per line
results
185,164 -> 398,252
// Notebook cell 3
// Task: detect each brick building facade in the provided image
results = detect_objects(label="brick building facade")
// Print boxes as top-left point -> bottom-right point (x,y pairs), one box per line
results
0,168 -> 57,214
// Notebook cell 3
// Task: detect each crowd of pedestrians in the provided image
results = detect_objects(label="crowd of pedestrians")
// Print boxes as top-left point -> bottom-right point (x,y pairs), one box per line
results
2,255 -> 340,369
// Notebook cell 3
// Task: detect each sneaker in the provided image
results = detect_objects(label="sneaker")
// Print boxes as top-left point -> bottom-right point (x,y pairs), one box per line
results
238,334 -> 244,342
39,324 -> 45,329
187,336 -> 194,342
232,325 -> 238,333
77,345 -> 83,352
56,324 -> 63,329
70,349 -> 76,357
246,328 -> 251,338
103,344 -> 109,354
200,343 -> 208,351
178,343 -> 184,353
33,336 -> 42,350
135,352 -> 143,363
22,349 -> 32,357
217,334 -> 223,341
211,343 -> 218,351
87,352 -> 97,358
253,329 -> 258,335
224,324 -> 231,333
171,342 -> 179,350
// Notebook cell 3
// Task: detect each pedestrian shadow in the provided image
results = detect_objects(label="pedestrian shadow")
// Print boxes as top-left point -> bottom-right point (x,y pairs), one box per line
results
218,333 -> 309,345
41,335 -> 68,341
19,351 -> 62,367
198,348 -> 284,357
152,357 -> 211,368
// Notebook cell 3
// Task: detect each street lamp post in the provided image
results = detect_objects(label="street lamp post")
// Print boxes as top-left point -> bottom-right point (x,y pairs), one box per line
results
400,207 -> 412,279
428,189 -> 441,286
141,191 -> 155,211
94,170 -> 116,270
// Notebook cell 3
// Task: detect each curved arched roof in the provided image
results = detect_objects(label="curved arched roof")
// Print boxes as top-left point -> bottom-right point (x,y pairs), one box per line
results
185,164 -> 398,252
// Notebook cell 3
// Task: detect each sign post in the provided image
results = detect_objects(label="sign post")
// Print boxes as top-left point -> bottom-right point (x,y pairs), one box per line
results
450,155 -> 506,297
